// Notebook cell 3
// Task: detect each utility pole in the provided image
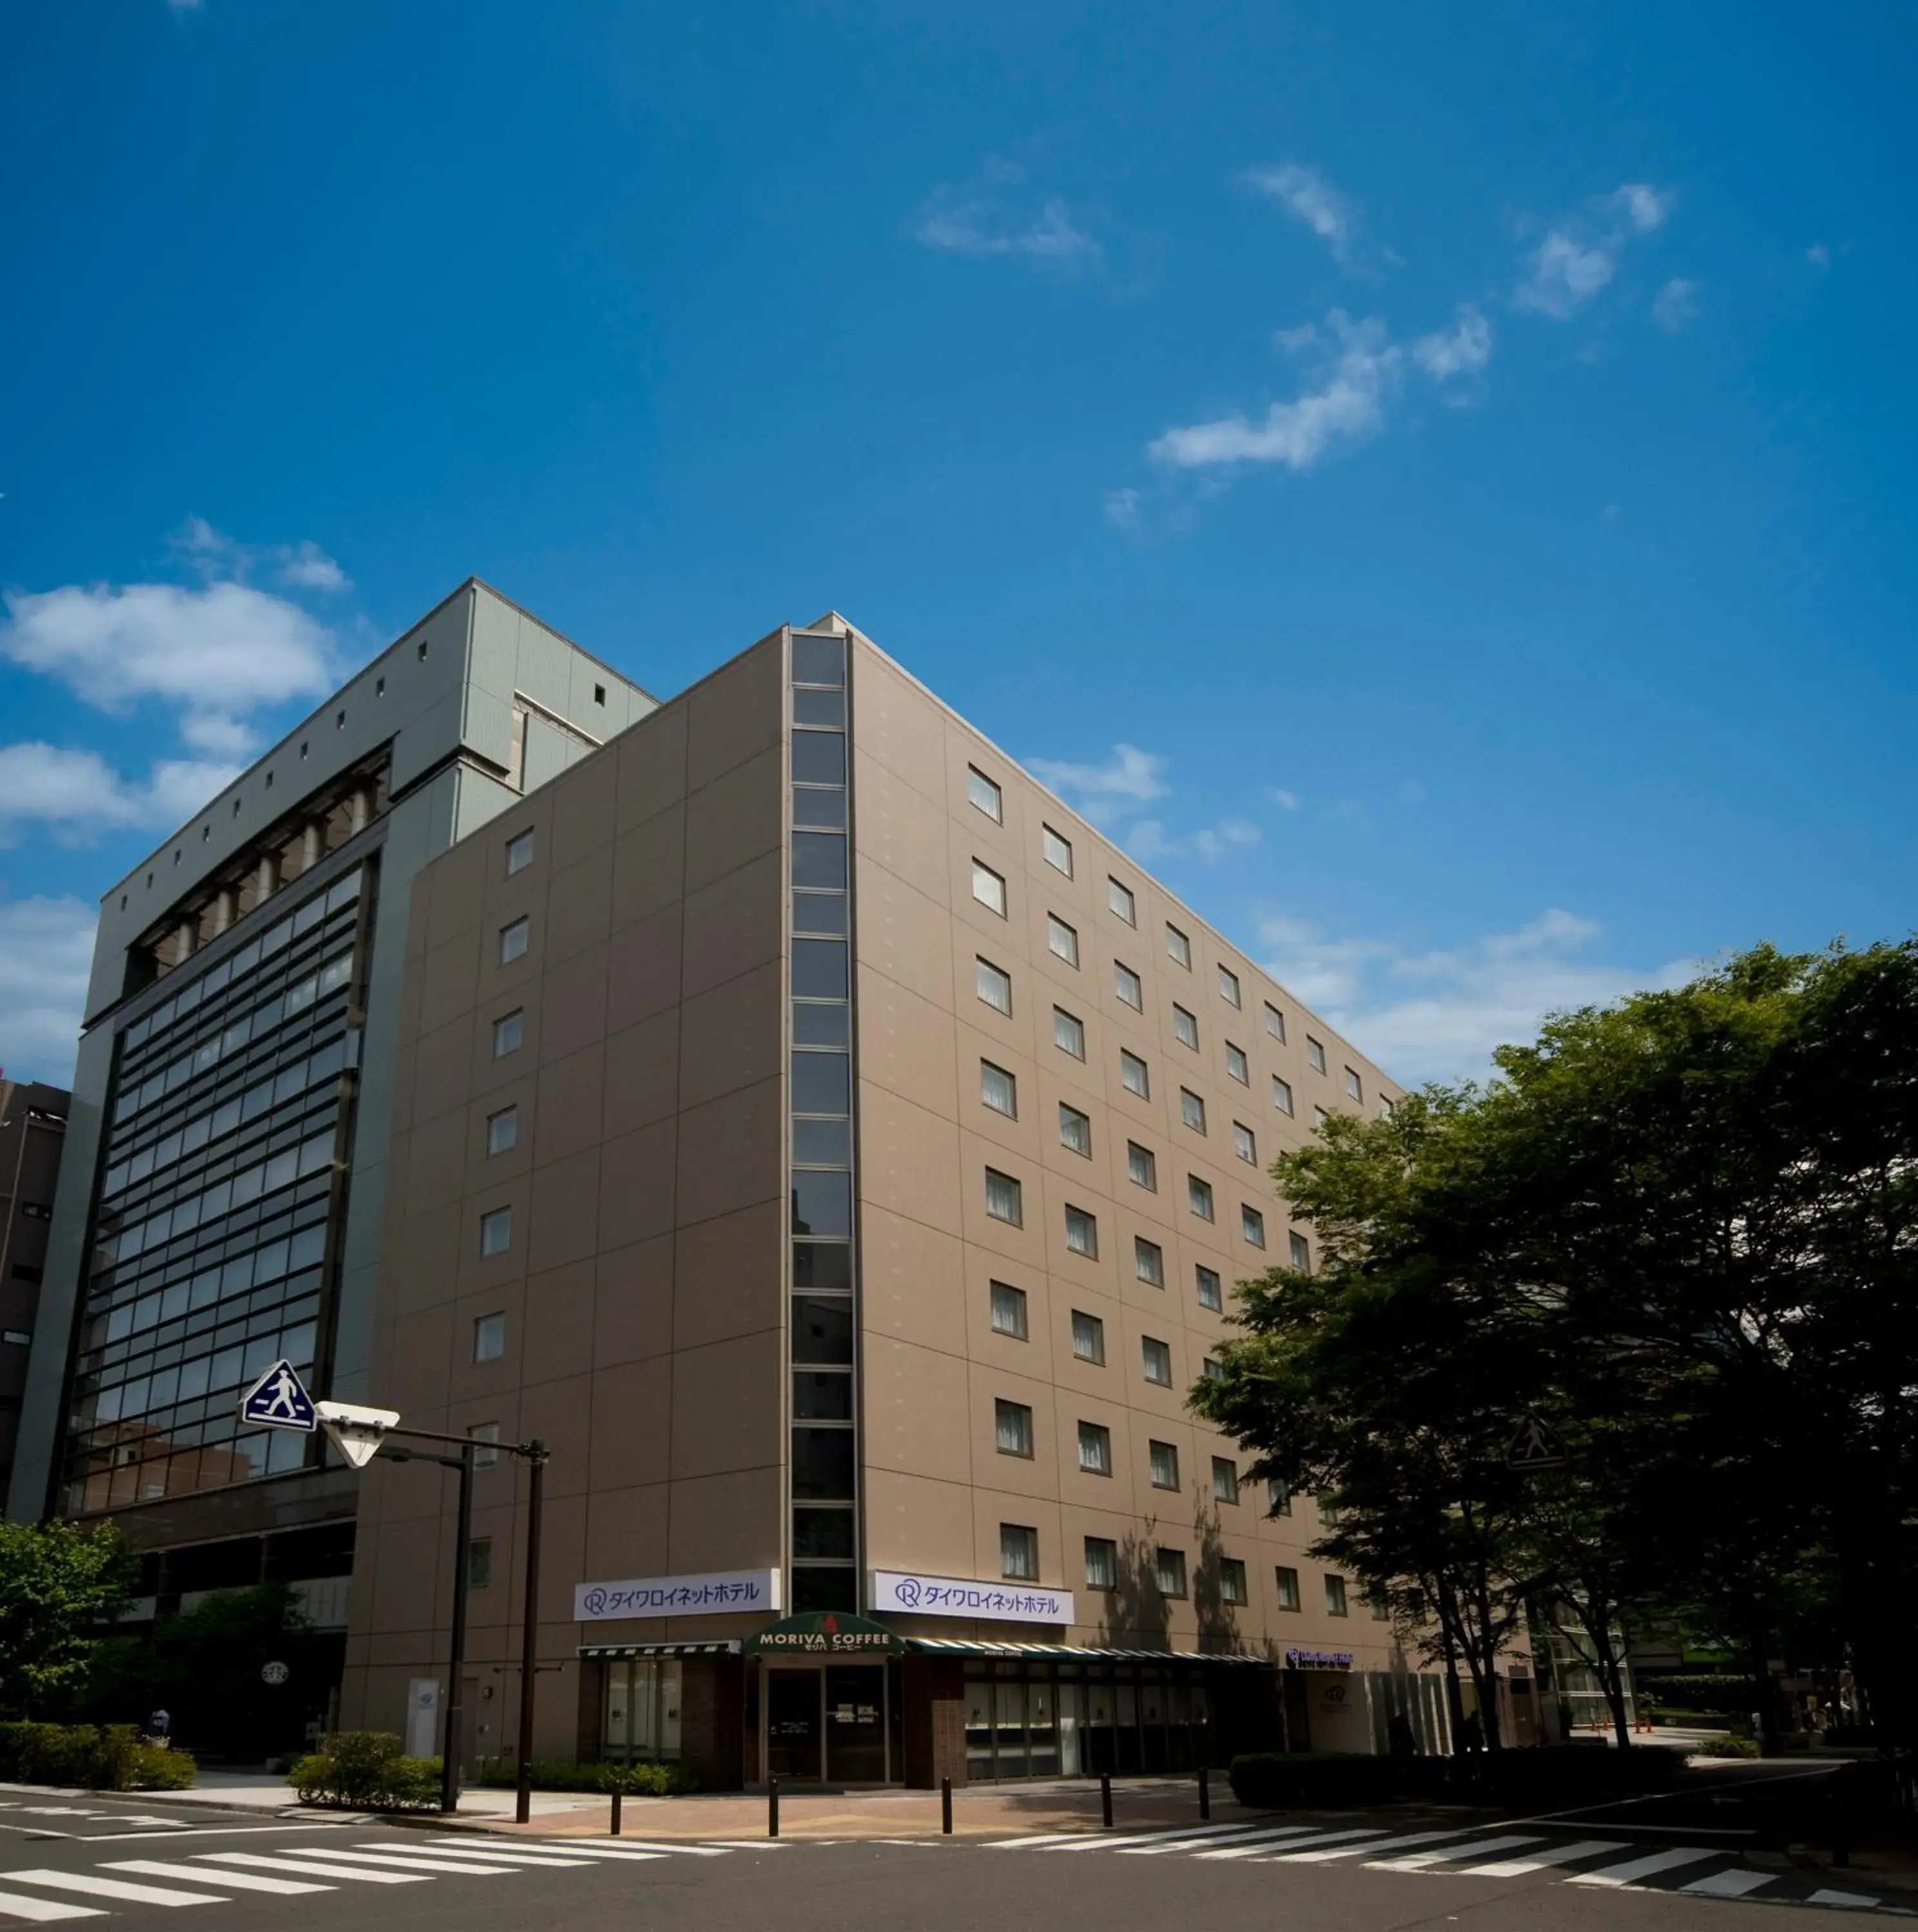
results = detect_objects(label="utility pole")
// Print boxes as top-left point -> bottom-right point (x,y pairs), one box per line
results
515,1439 -> 549,1824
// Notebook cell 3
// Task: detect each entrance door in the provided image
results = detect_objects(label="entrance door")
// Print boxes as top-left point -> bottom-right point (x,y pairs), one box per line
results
767,1671 -> 822,1780
824,1665 -> 885,1782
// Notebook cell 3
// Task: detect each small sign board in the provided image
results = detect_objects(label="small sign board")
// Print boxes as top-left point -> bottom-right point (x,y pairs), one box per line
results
260,1660 -> 290,1686
1507,1414 -> 1568,1471
239,1359 -> 317,1432
1285,1647 -> 1354,1671
746,1611 -> 904,1657
316,1399 -> 401,1470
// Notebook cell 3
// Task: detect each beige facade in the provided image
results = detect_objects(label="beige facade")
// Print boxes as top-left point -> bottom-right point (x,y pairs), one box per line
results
343,614 -> 1432,1776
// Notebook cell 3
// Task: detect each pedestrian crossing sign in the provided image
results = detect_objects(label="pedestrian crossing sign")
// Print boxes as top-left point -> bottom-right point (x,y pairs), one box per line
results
239,1358 -> 318,1432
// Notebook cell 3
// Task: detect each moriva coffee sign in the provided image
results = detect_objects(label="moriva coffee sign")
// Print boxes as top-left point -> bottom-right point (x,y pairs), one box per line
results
746,1611 -> 904,1656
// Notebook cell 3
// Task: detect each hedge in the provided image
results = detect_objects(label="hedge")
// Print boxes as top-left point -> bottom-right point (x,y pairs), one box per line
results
0,1723 -> 195,1792
1230,1743 -> 1691,1812
1637,1676 -> 1760,1716
290,1732 -> 442,1808
477,1757 -> 693,1795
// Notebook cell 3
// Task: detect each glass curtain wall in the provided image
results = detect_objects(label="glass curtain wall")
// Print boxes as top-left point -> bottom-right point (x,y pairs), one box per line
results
61,867 -> 370,1512
788,632 -> 858,1613
602,1656 -> 685,1763
962,1661 -> 1214,1782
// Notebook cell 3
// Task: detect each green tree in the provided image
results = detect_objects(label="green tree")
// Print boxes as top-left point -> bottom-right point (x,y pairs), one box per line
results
0,1521 -> 137,1716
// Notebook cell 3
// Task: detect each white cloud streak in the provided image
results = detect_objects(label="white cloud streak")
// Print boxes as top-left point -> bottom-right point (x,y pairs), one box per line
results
912,160 -> 1101,276
0,743 -> 241,846
1244,162 -> 1363,268
1514,181 -> 1675,319
1651,276 -> 1700,332
0,896 -> 97,1086
1412,303 -> 1494,379
1025,743 -> 1169,826
1128,816 -> 1261,866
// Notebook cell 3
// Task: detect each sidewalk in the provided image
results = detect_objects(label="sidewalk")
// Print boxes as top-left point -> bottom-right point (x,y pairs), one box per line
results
0,1772 -> 602,1823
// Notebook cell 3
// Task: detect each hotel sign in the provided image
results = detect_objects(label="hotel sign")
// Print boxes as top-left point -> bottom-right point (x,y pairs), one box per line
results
1285,1647 -> 1354,1670
574,1568 -> 780,1623
871,1570 -> 1074,1625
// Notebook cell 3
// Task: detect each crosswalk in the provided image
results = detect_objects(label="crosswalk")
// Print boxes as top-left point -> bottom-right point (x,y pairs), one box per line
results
0,1836 -> 759,1921
982,1819 -> 1911,1915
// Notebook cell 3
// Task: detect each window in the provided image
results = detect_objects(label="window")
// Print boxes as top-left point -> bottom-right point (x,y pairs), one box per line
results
1141,1336 -> 1173,1386
1155,1548 -> 1188,1597
486,1106 -> 518,1156
1345,1066 -> 1363,1101
1273,1077 -> 1295,1117
1325,1574 -> 1349,1616
1126,1141 -> 1157,1191
1107,877 -> 1136,925
1043,825 -> 1074,876
469,1422 -> 500,1470
1289,1231 -> 1311,1271
980,1060 -> 1018,1118
1047,915 -> 1080,967
1148,1439 -> 1180,1488
593,683 -> 606,705
468,1537 -> 493,1591
1315,1104 -> 1331,1128
1195,1264 -> 1222,1311
989,1281 -> 1029,1339
1180,1088 -> 1206,1133
1219,966 -> 1242,1009
1054,1007 -> 1086,1059
1119,1050 -> 1150,1098
985,1168 -> 1023,1226
1085,1537 -> 1118,1589
479,1208 -> 512,1256
1001,1524 -> 1039,1582
1071,1311 -> 1105,1364
967,767 -> 1003,822
1188,1175 -> 1215,1222
1307,1036 -> 1327,1073
473,1312 -> 506,1362
1201,1356 -> 1224,1383
1219,1558 -> 1249,1606
971,860 -> 1007,916
995,1399 -> 1034,1458
1275,1565 -> 1302,1611
1078,1421 -> 1112,1475
1054,1104 -> 1090,1158
1369,1591 -> 1393,1622
1064,1205 -> 1099,1258
976,957 -> 1013,1015
1212,1455 -> 1240,1503
1264,1001 -> 1286,1043
1242,1205 -> 1266,1248
1232,1121 -> 1256,1165
505,829 -> 535,876
1226,1042 -> 1249,1085
1381,1094 -> 1396,1117
498,916 -> 529,965
1134,1235 -> 1164,1286
493,1010 -> 524,1057
1114,960 -> 1143,1010
1268,1477 -> 1293,1516
1173,1005 -> 1199,1050
1166,923 -> 1192,969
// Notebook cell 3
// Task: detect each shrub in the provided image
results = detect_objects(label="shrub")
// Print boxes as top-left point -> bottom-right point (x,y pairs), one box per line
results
1637,1676 -> 1760,1716
0,1723 -> 195,1791
477,1757 -> 694,1796
292,1732 -> 442,1809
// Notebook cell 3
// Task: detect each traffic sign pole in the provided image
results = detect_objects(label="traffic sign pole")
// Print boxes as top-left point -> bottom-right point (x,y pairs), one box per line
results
443,1439 -> 475,1815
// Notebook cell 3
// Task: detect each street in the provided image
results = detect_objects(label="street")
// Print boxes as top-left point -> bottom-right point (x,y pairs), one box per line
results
0,1790 -> 1898,1930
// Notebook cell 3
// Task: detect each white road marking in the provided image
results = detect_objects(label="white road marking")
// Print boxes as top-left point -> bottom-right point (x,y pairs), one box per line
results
1121,1826 -> 1322,1857
361,1842 -> 597,1869
1371,1833 -> 1546,1872
5,1871 -> 226,1908
0,1892 -> 104,1923
1680,1870 -> 1774,1899
1459,1838 -> 1629,1876
472,1837 -> 721,1857
1806,1889 -> 1882,1909
108,1860 -> 333,1895
1048,1822 -> 1278,1853
195,1852 -> 428,1884
1277,1826 -> 1481,1864
73,1824 -> 355,1844
1568,1846 -> 1725,1887
1202,1827 -> 1383,1861
290,1848 -> 519,1875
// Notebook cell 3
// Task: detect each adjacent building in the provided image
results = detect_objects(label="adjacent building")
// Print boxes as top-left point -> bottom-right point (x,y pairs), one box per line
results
3,582 -> 651,1667
342,612 -> 1463,1785
0,1077 -> 70,1508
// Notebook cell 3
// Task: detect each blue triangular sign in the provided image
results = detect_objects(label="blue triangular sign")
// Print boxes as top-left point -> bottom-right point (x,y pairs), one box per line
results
240,1359 -> 318,1432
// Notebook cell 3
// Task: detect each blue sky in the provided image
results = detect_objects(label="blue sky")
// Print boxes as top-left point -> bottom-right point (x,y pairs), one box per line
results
3,0 -> 1912,1088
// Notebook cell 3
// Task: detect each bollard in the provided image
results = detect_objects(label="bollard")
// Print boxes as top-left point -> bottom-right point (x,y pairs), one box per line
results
769,1775 -> 780,1839
942,1776 -> 953,1835
1101,1772 -> 1113,1828
1199,1765 -> 1210,1821
611,1788 -> 623,1837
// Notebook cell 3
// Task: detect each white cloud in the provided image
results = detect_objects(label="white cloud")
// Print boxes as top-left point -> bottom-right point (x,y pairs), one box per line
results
1806,243 -> 1830,268
1026,743 -> 1169,826
1267,788 -> 1301,811
1258,906 -> 1699,1083
1244,162 -> 1363,269
0,578 -> 339,756
1514,182 -> 1675,319
1412,303 -> 1494,380
0,896 -> 96,1085
0,743 -> 240,846
1149,310 -> 1400,472
1103,488 -> 1144,533
1128,815 -> 1261,866
912,160 -> 1101,276
1651,276 -> 1700,332
274,540 -> 351,592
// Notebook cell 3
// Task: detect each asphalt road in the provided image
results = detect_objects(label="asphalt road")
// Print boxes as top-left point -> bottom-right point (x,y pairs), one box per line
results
0,1789 -> 1899,1931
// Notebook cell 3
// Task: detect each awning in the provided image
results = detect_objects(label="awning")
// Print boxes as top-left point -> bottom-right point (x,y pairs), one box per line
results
578,1641 -> 742,1659
904,1638 -> 1269,1665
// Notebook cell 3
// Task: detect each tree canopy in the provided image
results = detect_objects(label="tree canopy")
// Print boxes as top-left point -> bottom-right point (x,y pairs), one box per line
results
1192,939 -> 1918,1755
0,1520 -> 137,1717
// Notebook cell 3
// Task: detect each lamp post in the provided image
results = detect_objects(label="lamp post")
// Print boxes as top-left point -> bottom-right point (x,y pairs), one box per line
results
385,1443 -> 477,1814
514,1440 -> 549,1824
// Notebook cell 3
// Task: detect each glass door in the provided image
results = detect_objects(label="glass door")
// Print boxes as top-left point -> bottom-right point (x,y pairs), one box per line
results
824,1665 -> 886,1782
767,1671 -> 822,1780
